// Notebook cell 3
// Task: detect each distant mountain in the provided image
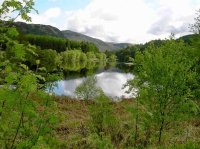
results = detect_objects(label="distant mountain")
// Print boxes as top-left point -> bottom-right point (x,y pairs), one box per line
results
109,43 -> 133,49
14,22 -> 64,38
62,30 -> 131,51
14,22 -> 131,51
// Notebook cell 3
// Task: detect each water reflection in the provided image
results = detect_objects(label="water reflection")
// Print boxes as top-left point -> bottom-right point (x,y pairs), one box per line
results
53,69 -> 134,99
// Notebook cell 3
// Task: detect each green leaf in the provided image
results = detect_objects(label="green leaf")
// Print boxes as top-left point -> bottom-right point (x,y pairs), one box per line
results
20,64 -> 29,71
5,72 -> 18,84
7,27 -> 19,38
19,73 -> 37,93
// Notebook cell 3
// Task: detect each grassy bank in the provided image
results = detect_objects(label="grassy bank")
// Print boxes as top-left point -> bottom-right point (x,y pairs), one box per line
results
52,96 -> 200,149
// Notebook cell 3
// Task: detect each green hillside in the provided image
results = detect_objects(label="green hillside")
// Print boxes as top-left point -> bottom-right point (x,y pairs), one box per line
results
14,22 -> 64,38
14,22 -> 131,51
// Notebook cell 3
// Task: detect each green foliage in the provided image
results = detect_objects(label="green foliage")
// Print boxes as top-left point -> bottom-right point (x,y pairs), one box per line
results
19,34 -> 100,53
180,34 -> 200,100
7,27 -> 19,38
88,93 -> 118,134
115,40 -> 166,63
37,49 -> 61,72
80,41 -> 99,53
86,51 -> 97,62
115,45 -> 140,62
85,60 -> 97,70
59,50 -> 108,71
108,54 -> 117,62
17,34 -> 108,72
0,51 -> 5,61
131,40 -> 199,144
0,1 -> 59,148
87,93 -> 119,148
80,52 -> 87,65
22,34 -> 66,52
60,50 -> 87,71
0,72 -> 57,148
96,52 -> 107,62
1,1 -> 199,148
95,52 -> 107,67
5,41 -> 26,62
0,0 -> 37,22
75,76 -> 102,100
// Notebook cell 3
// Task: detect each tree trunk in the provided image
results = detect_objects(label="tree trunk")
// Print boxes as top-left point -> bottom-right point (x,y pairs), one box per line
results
0,100 -> 6,118
10,111 -> 24,149
158,118 -> 164,144
11,92 -> 29,149
134,98 -> 139,147
32,89 -> 51,146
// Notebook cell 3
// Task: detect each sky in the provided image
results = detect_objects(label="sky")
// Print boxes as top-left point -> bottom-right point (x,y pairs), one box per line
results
2,0 -> 200,43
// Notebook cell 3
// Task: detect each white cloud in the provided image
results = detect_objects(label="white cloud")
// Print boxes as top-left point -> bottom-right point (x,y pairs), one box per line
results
63,0 -> 155,43
17,7 -> 61,27
15,0 -> 200,43
43,7 -> 61,18
61,0 -> 200,43
147,0 -> 198,37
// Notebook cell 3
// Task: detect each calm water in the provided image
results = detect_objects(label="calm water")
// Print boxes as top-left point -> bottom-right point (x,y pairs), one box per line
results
52,67 -> 135,99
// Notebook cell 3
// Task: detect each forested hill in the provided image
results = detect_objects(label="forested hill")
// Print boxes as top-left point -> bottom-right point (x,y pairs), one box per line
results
14,22 -> 64,38
14,22 -> 131,51
115,34 -> 200,63
179,34 -> 200,45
